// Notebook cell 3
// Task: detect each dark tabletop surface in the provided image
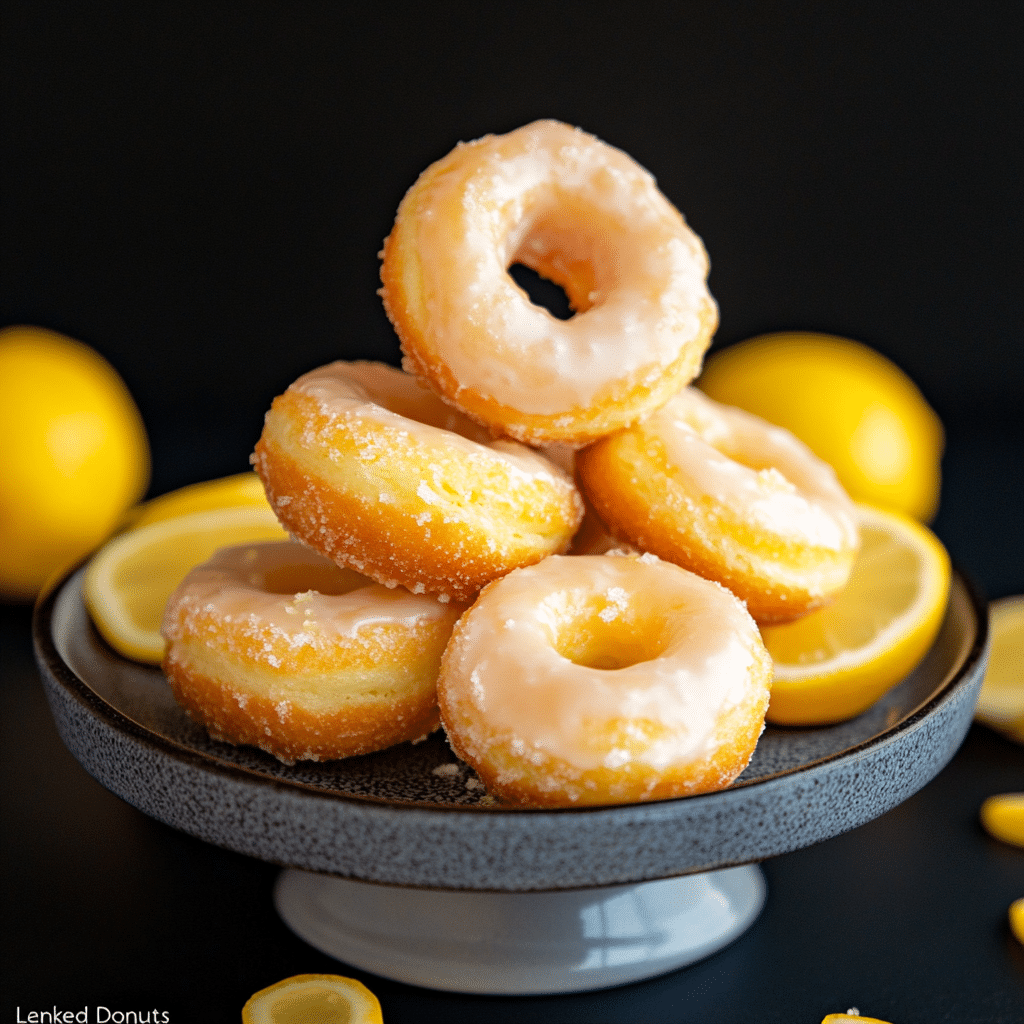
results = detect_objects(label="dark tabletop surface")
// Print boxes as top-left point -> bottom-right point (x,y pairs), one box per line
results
2,3 -> 1022,1021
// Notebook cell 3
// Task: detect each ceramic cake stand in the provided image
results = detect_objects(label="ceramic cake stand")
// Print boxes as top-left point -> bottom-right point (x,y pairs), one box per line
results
34,567 -> 987,995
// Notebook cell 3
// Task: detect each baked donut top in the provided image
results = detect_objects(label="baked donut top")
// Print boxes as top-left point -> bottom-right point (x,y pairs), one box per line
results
288,360 -> 574,484
386,119 -> 716,416
653,388 -> 860,551
443,553 -> 766,771
164,540 -> 452,653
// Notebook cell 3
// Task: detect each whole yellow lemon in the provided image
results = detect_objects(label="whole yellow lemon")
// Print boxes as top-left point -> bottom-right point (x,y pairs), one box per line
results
697,332 -> 944,521
0,325 -> 150,600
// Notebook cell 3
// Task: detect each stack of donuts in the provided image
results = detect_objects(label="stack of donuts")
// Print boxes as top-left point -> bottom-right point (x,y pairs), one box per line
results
162,120 -> 860,807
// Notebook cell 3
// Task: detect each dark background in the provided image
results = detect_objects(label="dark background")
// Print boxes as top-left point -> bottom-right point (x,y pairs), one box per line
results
2,2 -> 1022,1021
3,3 -> 1021,502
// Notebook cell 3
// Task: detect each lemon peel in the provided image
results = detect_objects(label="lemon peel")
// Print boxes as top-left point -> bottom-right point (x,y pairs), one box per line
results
698,332 -> 943,521
980,793 -> 1024,848
1010,898 -> 1024,945
83,505 -> 288,663
763,504 -> 951,725
242,974 -> 384,1024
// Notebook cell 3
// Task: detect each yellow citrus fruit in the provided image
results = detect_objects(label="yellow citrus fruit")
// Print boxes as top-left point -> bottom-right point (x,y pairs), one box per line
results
980,793 -> 1024,848
0,325 -> 150,600
973,595 -> 1024,743
763,504 -> 951,726
698,332 -> 944,521
1011,898 -> 1024,945
125,471 -> 271,529
822,1015 -> 892,1024
82,505 -> 288,663
242,974 -> 384,1024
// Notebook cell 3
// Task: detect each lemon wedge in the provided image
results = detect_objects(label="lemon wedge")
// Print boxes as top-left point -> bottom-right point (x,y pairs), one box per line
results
83,505 -> 288,664
125,471 -> 271,529
980,793 -> 1024,848
242,974 -> 384,1024
973,595 -> 1024,743
763,504 -> 951,726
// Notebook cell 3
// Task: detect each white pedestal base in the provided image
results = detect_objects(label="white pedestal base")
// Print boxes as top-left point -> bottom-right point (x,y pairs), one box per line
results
274,864 -> 766,995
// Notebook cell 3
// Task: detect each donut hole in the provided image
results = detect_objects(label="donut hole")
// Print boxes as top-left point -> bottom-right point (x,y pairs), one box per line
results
508,204 -> 625,317
552,601 -> 673,671
260,561 -> 371,597
508,263 -> 574,320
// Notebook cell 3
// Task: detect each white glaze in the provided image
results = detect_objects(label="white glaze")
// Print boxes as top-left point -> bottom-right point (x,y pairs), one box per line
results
409,121 -> 715,414
291,361 -> 572,483
444,554 -> 765,771
163,540 -> 449,659
651,388 -> 859,550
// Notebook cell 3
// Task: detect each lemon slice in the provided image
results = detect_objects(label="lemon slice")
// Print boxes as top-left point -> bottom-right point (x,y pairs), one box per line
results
980,793 -> 1024,848
125,471 -> 271,529
242,974 -> 383,1024
83,505 -> 289,664
763,504 -> 951,726
973,595 -> 1024,743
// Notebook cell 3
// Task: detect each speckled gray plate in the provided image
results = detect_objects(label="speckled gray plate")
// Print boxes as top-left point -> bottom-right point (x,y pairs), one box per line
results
34,566 -> 987,891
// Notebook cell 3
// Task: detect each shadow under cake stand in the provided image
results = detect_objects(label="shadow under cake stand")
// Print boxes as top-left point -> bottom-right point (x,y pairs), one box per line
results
34,567 -> 988,995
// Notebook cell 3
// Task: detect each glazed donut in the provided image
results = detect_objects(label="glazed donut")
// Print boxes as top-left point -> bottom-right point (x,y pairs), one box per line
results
162,540 -> 465,764
380,120 -> 719,446
252,361 -> 583,602
438,553 -> 772,807
576,387 -> 860,623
